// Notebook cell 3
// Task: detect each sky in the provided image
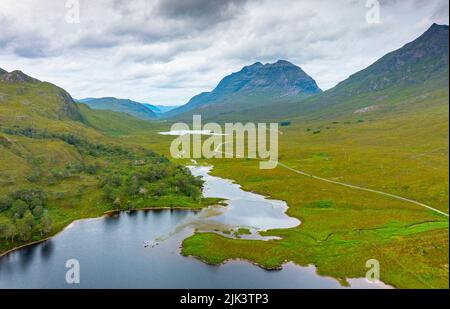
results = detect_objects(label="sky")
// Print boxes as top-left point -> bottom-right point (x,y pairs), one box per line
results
0,0 -> 448,106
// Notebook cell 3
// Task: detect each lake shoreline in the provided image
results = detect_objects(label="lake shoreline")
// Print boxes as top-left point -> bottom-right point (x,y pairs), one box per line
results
0,204 -> 221,258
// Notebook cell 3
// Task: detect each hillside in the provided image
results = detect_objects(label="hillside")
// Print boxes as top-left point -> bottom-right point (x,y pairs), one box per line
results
0,70 -> 85,123
165,60 -> 321,120
79,97 -> 157,120
0,70 -> 211,255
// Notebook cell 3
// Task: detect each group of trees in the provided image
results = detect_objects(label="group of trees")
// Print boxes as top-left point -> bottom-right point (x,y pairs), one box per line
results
0,188 -> 53,243
100,160 -> 204,210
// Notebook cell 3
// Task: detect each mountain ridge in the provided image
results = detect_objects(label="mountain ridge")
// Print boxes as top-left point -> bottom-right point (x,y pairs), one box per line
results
334,23 -> 449,95
164,60 -> 322,119
0,70 -> 40,84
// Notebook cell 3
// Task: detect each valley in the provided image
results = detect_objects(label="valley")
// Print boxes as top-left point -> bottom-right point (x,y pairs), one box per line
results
0,23 -> 448,289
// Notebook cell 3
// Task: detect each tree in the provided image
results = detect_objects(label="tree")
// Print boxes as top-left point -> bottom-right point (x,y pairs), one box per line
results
16,219 -> 32,241
38,214 -> 53,236
23,210 -> 36,229
0,222 -> 16,243
11,200 -> 29,219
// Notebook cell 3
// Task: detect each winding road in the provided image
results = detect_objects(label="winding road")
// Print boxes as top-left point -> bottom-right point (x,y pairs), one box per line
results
213,141 -> 449,218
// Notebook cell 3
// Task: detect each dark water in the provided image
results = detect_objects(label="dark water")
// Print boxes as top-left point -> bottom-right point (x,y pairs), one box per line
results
0,166 -> 391,289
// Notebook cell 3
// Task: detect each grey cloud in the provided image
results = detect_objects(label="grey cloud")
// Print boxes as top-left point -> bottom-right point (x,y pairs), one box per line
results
431,0 -> 450,21
0,0 -> 447,105
155,0 -> 248,21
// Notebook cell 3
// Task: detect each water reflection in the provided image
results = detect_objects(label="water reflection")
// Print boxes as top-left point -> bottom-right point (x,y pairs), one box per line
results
40,241 -> 54,260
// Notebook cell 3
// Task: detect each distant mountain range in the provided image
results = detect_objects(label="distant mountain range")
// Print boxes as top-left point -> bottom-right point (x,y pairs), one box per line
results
74,24 -> 448,123
77,97 -> 157,120
79,60 -> 320,121
186,23 -> 449,122
164,60 -> 321,119
4,23 -> 447,125
143,103 -> 180,115
77,97 -> 179,120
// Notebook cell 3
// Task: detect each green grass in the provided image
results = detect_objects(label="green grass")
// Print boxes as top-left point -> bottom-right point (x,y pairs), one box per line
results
237,228 -> 252,235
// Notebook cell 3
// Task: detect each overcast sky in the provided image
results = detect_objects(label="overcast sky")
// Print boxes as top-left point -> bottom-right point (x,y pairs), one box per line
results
0,0 -> 448,105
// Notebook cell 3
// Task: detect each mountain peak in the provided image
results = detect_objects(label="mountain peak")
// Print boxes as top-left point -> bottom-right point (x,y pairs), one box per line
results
272,59 -> 294,66
0,68 -> 7,76
215,60 -> 321,98
247,62 -> 263,68
0,70 -> 40,84
420,23 -> 449,41
165,60 -> 321,119
429,23 -> 448,31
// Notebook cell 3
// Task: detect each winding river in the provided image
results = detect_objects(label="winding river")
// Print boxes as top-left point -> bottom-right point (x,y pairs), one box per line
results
0,165 -> 391,288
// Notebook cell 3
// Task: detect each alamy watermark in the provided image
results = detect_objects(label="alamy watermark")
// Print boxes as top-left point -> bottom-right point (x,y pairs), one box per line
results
65,258 -> 80,284
365,259 -> 380,283
168,115 -> 279,169
366,0 -> 381,24
65,0 -> 80,24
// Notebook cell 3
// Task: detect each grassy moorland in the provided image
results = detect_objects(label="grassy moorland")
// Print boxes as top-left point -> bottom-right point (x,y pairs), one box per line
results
0,75 -> 218,255
96,78 -> 450,289
174,25 -> 450,289
175,87 -> 449,289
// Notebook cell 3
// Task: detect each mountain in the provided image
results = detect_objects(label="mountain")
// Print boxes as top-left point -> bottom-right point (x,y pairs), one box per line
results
214,23 -> 449,122
143,103 -> 180,115
165,60 -> 321,119
0,68 -> 7,76
0,69 -> 84,123
79,97 -> 157,120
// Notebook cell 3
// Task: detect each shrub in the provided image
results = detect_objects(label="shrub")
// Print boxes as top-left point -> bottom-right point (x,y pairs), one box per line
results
32,205 -> 44,218
0,197 -> 13,212
30,197 -> 43,210
306,200 -> 334,209
11,188 -> 47,205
